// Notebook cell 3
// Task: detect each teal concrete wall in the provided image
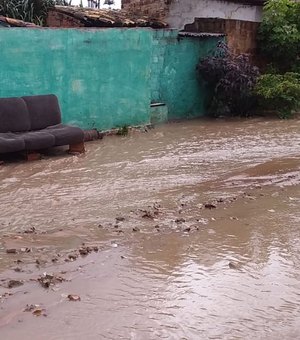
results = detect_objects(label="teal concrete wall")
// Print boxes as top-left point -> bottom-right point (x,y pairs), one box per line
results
0,28 -> 222,130
151,30 -> 221,120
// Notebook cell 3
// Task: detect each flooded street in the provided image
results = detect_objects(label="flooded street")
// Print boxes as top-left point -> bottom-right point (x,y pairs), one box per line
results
0,118 -> 300,339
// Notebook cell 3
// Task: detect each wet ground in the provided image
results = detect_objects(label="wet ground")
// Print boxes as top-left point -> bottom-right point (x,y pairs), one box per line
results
0,118 -> 300,339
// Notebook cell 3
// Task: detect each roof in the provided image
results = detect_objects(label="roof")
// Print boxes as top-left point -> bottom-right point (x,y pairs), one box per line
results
0,16 -> 38,27
178,32 -> 226,38
227,0 -> 265,4
51,6 -> 168,28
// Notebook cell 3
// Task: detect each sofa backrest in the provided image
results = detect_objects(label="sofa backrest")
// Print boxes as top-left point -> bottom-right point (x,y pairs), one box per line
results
22,94 -> 62,130
0,97 -> 31,133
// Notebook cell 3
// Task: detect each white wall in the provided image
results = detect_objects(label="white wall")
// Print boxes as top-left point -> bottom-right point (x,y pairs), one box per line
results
167,0 -> 262,29
72,0 -> 121,9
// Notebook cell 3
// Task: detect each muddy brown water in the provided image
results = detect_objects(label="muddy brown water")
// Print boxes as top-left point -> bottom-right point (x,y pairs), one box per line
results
0,118 -> 300,339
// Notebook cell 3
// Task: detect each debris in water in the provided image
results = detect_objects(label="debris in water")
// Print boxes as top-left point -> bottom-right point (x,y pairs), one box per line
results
68,254 -> 78,261
228,262 -> 240,270
32,308 -> 47,317
67,294 -> 81,302
22,227 -> 37,234
13,267 -> 23,272
20,247 -> 32,253
24,304 -> 39,312
24,304 -> 47,317
7,279 -> 24,289
6,248 -> 17,254
37,273 -> 65,289
79,246 -> 91,256
116,217 -> 125,222
204,203 -> 217,209
141,210 -> 155,219
175,218 -> 186,224
132,227 -> 140,232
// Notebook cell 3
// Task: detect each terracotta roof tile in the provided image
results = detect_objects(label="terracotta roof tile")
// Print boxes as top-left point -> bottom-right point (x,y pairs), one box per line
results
51,6 -> 168,28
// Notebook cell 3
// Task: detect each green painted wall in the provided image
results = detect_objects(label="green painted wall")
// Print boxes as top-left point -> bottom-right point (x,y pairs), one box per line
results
152,31 -> 221,120
0,28 -> 221,130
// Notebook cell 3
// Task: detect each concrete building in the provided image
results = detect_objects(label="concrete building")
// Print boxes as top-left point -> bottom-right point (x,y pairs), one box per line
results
122,0 -> 265,56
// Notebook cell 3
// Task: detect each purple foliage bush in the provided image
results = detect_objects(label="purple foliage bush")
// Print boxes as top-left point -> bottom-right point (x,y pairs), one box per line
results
197,42 -> 260,117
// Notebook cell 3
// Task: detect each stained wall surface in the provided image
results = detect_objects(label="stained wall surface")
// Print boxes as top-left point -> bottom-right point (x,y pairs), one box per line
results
0,28 -> 221,130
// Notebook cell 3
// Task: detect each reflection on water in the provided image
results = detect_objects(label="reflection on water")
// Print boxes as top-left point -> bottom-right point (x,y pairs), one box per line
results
0,118 -> 300,339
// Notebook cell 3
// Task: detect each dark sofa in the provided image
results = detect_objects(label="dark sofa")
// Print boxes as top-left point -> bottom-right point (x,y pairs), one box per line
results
0,94 -> 84,156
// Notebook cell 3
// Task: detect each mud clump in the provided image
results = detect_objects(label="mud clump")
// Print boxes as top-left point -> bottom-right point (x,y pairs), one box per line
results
67,294 -> 81,302
204,203 -> 217,209
24,304 -> 47,317
37,273 -> 65,289
6,279 -> 24,289
78,245 -> 99,256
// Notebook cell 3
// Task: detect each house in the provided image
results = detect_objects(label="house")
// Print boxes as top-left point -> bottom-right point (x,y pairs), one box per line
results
46,5 -> 167,28
122,0 -> 266,56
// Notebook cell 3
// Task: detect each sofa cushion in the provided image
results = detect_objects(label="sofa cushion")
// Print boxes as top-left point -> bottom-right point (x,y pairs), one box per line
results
0,133 -> 25,153
0,97 -> 31,133
22,94 -> 61,131
46,124 -> 84,146
14,131 -> 55,151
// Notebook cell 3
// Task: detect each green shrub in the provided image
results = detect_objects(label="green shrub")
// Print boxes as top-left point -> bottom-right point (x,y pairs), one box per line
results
255,72 -> 300,118
0,0 -> 71,26
258,0 -> 300,72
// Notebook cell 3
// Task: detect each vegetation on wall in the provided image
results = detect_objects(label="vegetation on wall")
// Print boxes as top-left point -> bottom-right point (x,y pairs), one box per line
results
197,43 -> 259,117
0,0 -> 71,25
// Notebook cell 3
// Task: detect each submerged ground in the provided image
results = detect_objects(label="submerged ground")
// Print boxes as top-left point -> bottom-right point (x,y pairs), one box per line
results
0,118 -> 300,339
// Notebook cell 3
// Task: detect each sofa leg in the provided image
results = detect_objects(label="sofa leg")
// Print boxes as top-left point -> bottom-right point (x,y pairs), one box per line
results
26,151 -> 42,161
68,142 -> 85,154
